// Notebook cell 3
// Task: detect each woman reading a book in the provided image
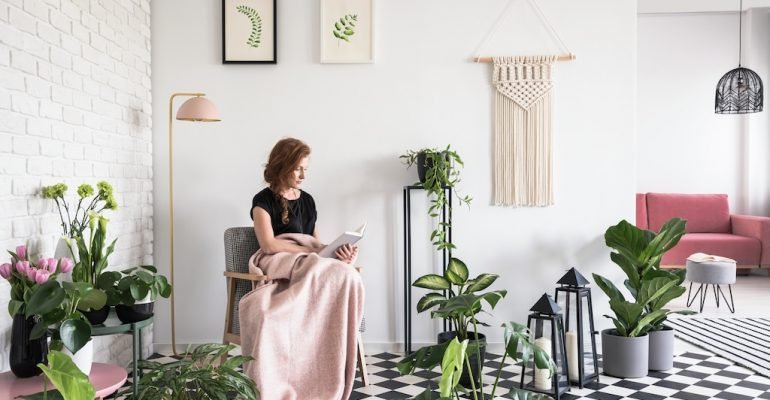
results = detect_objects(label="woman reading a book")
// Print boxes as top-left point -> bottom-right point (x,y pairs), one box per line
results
250,137 -> 358,263
241,137 -> 365,400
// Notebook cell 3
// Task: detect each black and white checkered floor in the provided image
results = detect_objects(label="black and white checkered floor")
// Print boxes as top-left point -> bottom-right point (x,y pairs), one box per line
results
125,350 -> 770,400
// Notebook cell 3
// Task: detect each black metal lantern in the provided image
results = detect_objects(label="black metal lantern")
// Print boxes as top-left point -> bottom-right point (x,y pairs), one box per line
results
555,268 -> 599,388
715,0 -> 764,114
520,294 -> 570,400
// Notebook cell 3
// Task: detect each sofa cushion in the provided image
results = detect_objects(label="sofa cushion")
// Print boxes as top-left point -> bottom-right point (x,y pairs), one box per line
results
646,193 -> 730,233
661,233 -> 761,266
636,193 -> 648,230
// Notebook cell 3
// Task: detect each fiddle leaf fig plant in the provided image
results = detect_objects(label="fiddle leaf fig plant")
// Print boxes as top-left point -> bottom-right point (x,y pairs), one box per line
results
594,217 -> 695,337
400,145 -> 472,251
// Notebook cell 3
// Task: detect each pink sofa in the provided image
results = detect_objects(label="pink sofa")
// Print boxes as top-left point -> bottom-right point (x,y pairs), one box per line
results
636,193 -> 770,268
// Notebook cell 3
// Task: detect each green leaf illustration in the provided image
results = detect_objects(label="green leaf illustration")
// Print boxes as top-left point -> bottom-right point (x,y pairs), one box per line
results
236,5 -> 262,48
332,14 -> 358,43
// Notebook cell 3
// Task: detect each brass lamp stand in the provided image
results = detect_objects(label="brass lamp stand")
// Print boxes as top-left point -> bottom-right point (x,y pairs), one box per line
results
168,93 -> 221,355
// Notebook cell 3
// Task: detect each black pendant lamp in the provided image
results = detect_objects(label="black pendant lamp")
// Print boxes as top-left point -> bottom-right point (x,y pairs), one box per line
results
715,0 -> 763,114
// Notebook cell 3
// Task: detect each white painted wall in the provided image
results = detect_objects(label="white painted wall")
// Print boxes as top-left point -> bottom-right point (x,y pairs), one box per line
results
637,10 -> 770,215
0,0 -> 153,371
151,0 -> 637,350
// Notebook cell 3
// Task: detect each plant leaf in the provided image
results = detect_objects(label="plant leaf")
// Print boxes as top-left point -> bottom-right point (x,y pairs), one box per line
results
416,293 -> 447,313
446,258 -> 469,283
465,273 -> 498,293
413,274 -> 450,290
60,319 -> 91,354
37,351 -> 95,400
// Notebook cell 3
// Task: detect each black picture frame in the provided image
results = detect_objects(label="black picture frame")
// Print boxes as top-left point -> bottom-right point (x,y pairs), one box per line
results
222,0 -> 277,64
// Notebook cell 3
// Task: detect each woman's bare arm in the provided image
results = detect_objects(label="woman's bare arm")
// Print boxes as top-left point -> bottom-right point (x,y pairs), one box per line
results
253,207 -> 317,254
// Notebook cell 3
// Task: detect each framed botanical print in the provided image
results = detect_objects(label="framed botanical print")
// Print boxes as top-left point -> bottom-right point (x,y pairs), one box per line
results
320,0 -> 374,63
222,0 -> 276,63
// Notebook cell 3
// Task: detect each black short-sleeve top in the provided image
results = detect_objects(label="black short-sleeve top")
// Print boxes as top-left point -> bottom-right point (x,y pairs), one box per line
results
250,188 -> 317,236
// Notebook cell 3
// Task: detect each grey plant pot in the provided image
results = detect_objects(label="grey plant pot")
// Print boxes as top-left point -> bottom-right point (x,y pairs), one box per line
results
601,329 -> 649,378
648,326 -> 675,371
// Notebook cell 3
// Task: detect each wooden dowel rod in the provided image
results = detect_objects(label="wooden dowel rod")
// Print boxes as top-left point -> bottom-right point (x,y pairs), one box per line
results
473,53 -> 576,63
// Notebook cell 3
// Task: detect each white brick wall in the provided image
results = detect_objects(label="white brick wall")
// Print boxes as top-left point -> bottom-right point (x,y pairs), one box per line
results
0,0 -> 152,371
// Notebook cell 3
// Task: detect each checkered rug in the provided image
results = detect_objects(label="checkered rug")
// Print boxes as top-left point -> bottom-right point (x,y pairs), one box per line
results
121,350 -> 770,400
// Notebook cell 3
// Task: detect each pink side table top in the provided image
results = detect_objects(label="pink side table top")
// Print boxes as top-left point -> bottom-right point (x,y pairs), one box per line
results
0,363 -> 128,399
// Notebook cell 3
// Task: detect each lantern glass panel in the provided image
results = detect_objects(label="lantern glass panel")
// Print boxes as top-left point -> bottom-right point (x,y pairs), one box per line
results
527,318 -> 569,391
580,295 -> 597,377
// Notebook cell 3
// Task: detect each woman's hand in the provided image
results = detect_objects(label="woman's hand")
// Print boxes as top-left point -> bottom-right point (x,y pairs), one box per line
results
334,244 -> 359,264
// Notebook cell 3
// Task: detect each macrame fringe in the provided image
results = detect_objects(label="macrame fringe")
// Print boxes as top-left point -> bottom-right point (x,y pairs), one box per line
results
493,56 -> 556,207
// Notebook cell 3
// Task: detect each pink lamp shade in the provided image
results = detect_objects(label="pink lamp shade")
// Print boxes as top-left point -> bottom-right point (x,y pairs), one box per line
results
176,96 -> 221,122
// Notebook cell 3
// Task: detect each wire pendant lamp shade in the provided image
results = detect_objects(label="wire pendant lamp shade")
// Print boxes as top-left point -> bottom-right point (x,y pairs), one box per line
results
715,0 -> 763,114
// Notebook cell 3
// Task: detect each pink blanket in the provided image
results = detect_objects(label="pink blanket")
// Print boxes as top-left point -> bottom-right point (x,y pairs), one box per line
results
239,233 -> 365,400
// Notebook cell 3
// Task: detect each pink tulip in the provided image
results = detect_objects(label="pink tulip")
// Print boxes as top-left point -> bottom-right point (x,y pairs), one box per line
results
0,263 -> 11,280
37,258 -> 47,270
47,258 -> 58,273
59,257 -> 74,274
15,261 -> 29,275
35,270 -> 50,284
15,245 -> 26,261
26,267 -> 38,282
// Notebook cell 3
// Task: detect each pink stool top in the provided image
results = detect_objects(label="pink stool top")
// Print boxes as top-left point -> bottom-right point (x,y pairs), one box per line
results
0,363 -> 128,399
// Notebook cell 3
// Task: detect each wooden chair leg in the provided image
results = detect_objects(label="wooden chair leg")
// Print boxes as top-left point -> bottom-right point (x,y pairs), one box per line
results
356,334 -> 369,387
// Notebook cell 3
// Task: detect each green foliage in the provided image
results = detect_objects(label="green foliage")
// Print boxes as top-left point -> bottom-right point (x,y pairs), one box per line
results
26,280 -> 106,354
402,258 -> 553,400
400,146 -> 472,252
333,14 -> 358,42
236,5 -> 262,48
41,181 -> 117,240
594,218 -> 693,336
414,258 -> 504,341
119,343 -> 259,400
72,213 -> 117,288
35,351 -> 95,400
399,322 -> 554,400
115,265 -> 172,305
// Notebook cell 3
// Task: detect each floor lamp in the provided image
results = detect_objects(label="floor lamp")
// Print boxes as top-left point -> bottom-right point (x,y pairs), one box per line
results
168,93 -> 221,355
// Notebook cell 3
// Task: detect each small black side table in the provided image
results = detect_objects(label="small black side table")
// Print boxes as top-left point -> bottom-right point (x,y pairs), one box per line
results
403,185 -> 452,354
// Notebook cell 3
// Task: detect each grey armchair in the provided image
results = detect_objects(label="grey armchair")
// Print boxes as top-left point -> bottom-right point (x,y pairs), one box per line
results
222,227 -> 369,386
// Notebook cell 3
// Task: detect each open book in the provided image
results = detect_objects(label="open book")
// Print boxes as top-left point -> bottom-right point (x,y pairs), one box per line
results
318,223 -> 367,258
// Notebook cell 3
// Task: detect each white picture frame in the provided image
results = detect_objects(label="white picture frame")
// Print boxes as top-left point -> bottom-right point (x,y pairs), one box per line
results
320,0 -> 374,63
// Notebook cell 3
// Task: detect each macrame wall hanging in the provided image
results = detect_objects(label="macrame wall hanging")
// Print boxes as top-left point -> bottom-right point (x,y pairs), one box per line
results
473,0 -> 575,207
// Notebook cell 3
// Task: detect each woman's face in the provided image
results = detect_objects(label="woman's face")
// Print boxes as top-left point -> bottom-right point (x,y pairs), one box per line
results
287,156 -> 309,189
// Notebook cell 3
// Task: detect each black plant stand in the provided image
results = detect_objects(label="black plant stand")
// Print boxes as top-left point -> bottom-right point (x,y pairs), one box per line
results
403,185 -> 452,354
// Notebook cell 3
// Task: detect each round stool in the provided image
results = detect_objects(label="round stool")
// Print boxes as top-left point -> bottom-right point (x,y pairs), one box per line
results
685,253 -> 736,313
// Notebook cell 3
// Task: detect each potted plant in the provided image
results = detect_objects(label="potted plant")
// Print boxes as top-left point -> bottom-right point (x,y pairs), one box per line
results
593,218 -> 689,378
1,245 -> 74,377
603,218 -> 694,371
26,279 -> 108,375
410,258 -> 506,388
400,146 -> 472,251
68,212 -> 117,325
399,258 -> 553,399
118,343 -> 258,399
114,265 -> 172,324
41,181 -> 117,261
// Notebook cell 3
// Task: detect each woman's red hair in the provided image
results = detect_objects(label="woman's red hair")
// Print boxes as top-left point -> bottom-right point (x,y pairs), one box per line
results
264,138 -> 311,224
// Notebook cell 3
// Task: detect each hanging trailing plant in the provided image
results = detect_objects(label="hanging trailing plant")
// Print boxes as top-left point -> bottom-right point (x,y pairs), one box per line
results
333,14 -> 357,43
400,145 -> 472,251
236,5 -> 262,48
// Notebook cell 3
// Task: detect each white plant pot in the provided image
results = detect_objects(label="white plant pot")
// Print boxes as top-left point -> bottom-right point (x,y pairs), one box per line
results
62,339 -> 93,376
